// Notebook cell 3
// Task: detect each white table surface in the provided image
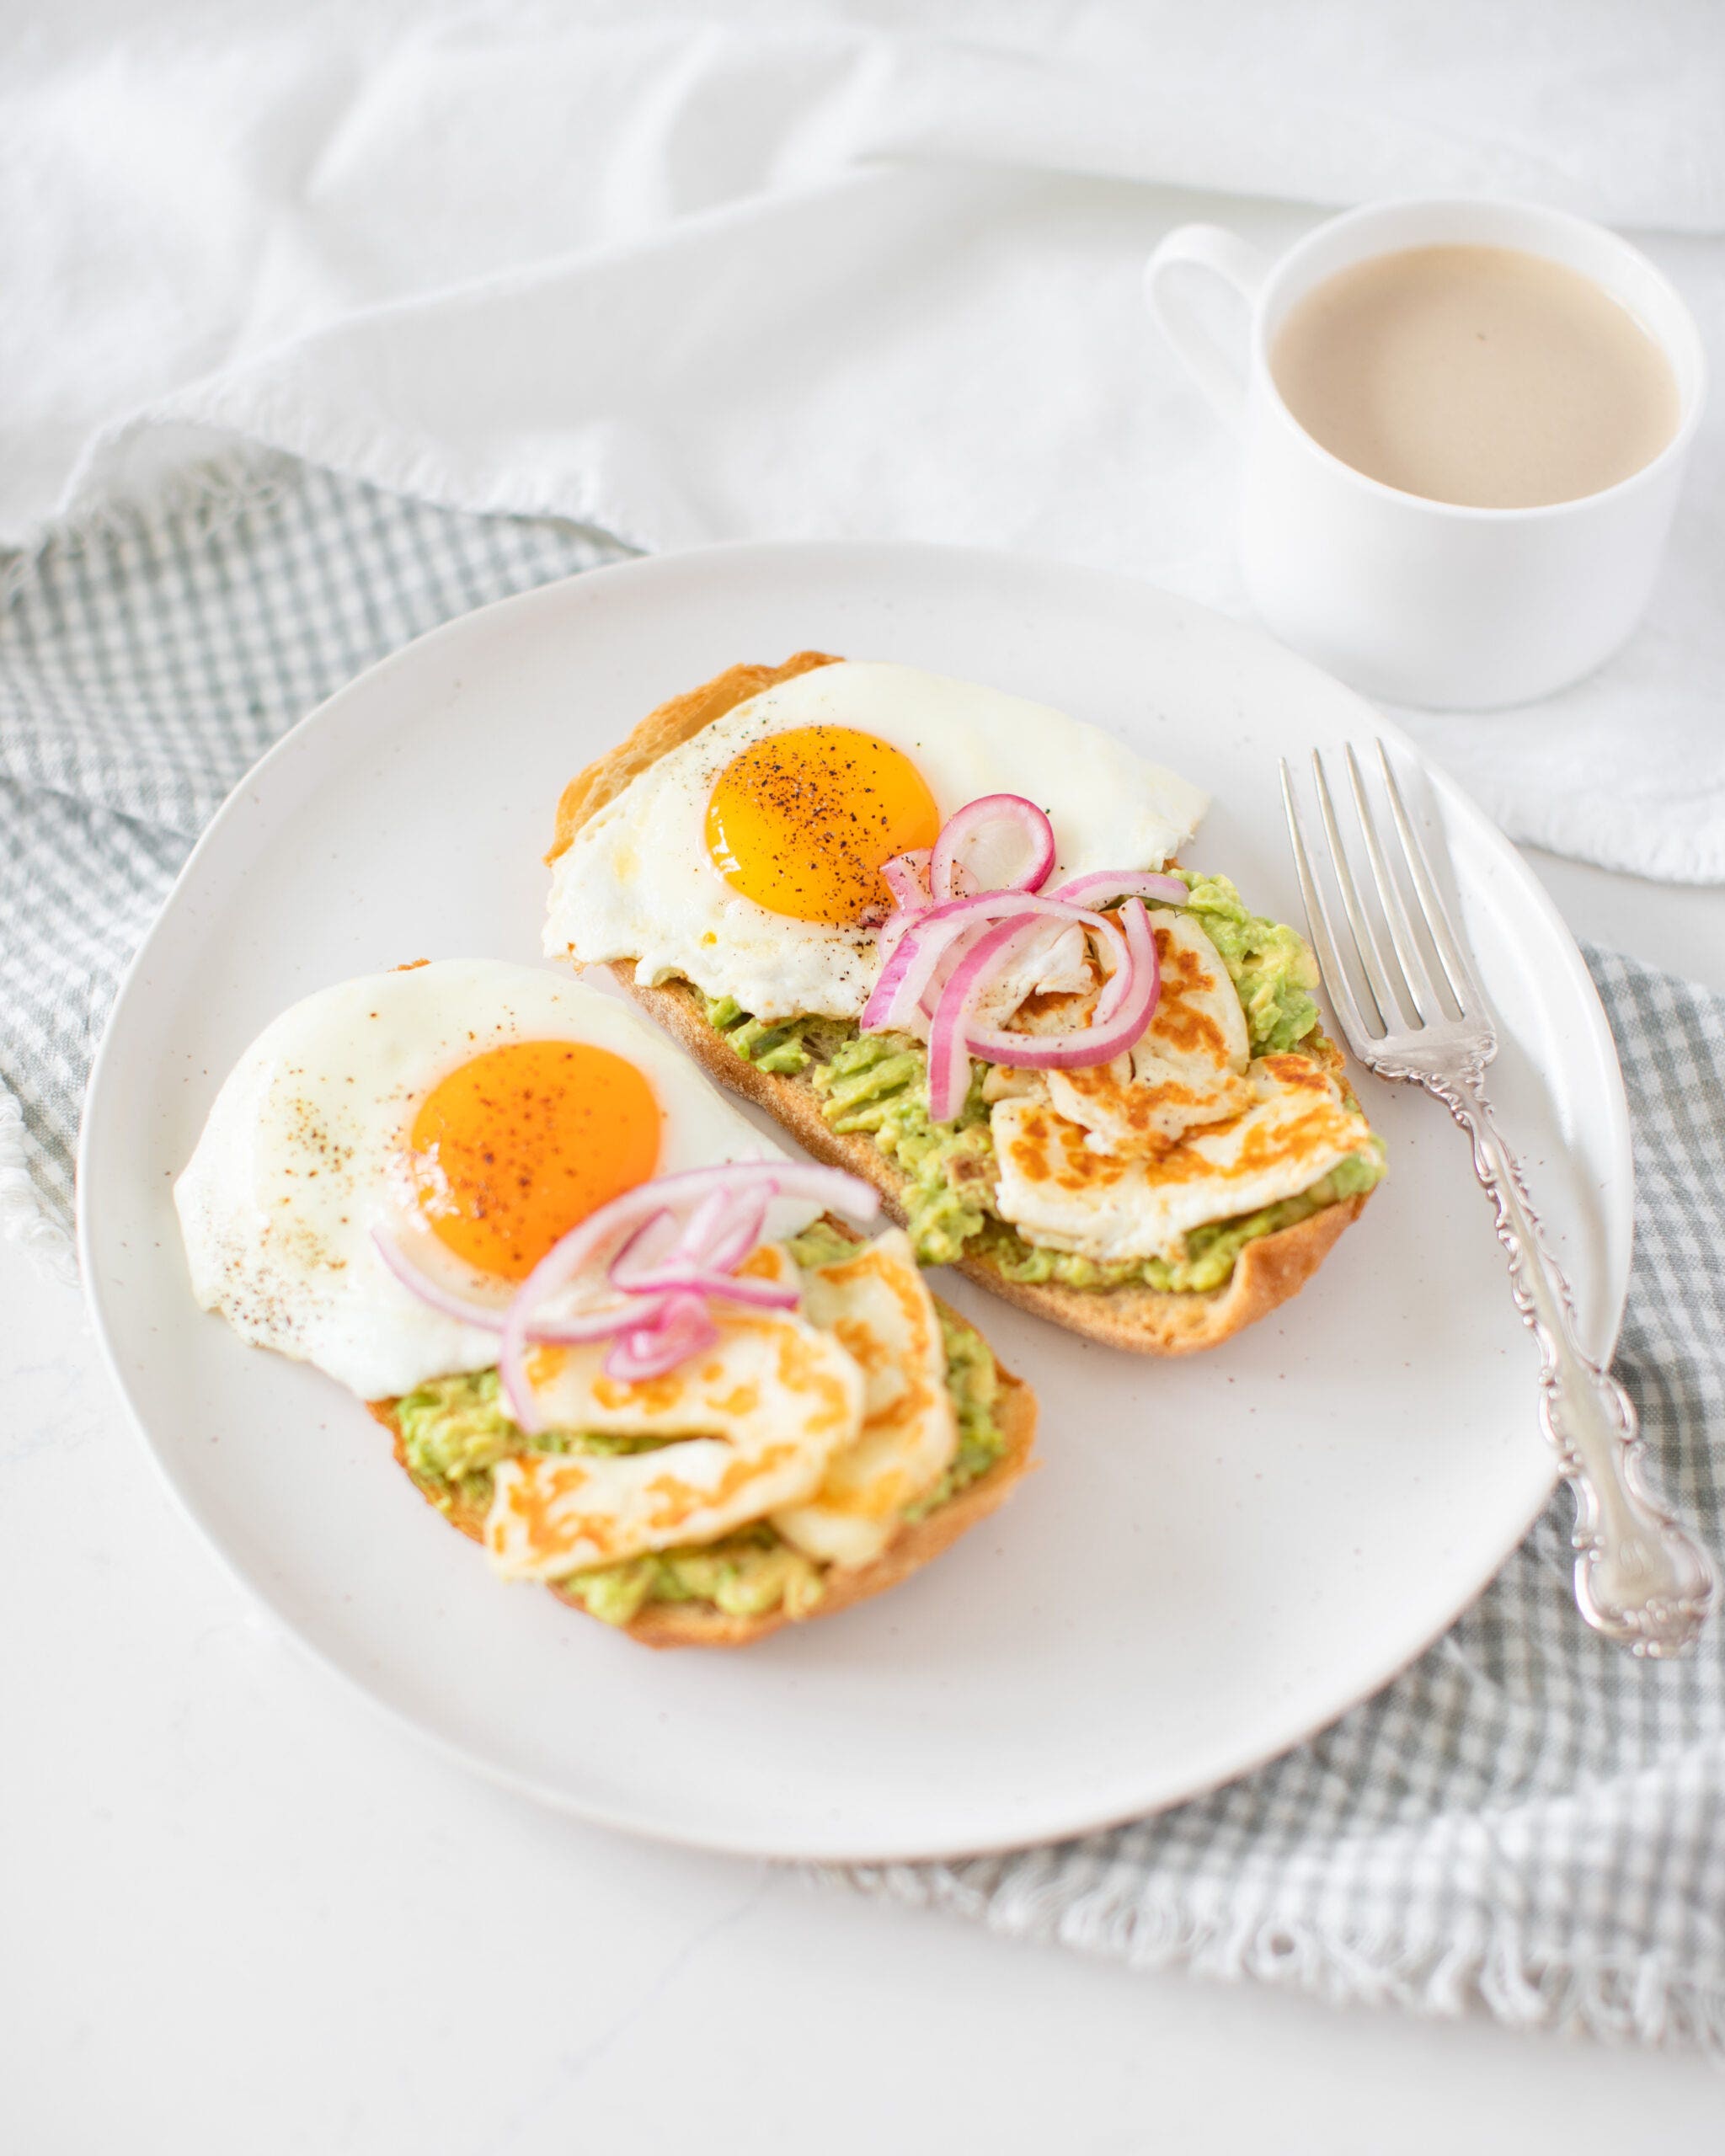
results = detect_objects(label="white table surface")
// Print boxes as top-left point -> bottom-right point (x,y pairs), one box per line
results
7,845 -> 1723,2154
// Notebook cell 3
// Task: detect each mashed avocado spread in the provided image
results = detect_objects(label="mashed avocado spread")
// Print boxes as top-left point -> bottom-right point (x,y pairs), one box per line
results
705,873 -> 1382,1289
393,1225 -> 1007,1628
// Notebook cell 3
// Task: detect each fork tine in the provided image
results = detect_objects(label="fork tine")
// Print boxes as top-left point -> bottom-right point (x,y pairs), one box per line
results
1343,744 -> 1445,1021
1375,742 -> 1487,1015
1309,749 -> 1406,1033
1279,758 -> 1380,1047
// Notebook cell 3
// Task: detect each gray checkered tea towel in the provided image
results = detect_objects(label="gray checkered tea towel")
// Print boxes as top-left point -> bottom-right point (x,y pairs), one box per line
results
840,946 -> 1725,2044
3,456 -> 1721,2047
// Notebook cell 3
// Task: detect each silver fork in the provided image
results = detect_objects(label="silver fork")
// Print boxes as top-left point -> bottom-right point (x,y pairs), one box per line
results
1282,742 -> 1716,1657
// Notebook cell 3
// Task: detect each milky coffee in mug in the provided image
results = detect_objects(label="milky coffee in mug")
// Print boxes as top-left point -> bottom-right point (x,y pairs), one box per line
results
1144,199 -> 1705,707
1268,243 -> 1681,510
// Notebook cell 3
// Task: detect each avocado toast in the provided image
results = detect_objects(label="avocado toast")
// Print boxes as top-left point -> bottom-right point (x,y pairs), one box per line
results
371,1219 -> 1037,1647
545,656 -> 1383,1355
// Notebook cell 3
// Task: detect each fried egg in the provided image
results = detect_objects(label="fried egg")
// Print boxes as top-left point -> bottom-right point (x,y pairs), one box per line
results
544,661 -> 1209,1022
175,960 -> 814,1401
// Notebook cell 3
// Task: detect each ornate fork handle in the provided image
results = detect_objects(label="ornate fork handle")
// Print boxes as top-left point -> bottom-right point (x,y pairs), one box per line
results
1425,1066 -> 1716,1656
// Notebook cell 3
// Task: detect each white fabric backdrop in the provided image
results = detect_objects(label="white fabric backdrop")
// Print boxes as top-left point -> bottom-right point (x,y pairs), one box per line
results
5,0 -> 1723,877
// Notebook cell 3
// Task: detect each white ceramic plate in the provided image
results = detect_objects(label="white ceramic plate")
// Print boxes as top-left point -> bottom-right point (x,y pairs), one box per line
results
80,542 -> 1631,1861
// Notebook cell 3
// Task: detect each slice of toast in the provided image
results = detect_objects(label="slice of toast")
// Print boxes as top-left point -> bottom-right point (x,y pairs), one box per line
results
548,656 -> 1371,1355
369,1310 -> 1038,1649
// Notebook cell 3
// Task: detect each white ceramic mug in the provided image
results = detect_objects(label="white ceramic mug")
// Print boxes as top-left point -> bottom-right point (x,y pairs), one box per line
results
1146,197 -> 1706,709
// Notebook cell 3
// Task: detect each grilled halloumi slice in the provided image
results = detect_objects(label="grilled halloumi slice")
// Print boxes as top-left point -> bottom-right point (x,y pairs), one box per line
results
991,1051 -> 1373,1265
483,1231 -> 970,1581
484,1295 -> 864,1581
772,1229 -> 958,1568
1043,911 -> 1255,1151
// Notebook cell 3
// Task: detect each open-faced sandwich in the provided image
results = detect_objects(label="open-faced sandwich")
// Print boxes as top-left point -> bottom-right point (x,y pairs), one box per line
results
545,655 -> 1384,1353
174,960 -> 1034,1646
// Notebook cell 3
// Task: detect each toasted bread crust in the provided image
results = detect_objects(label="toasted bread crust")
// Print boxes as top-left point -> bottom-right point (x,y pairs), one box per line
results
546,651 -> 841,864
368,1318 -> 1037,1650
547,654 -> 1373,1355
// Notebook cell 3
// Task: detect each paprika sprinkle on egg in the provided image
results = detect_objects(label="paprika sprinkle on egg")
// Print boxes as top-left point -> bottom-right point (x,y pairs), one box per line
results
705,725 -> 940,924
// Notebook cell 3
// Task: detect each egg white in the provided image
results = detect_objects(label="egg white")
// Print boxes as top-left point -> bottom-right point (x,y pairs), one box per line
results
544,662 -> 1210,1022
175,960 -> 812,1401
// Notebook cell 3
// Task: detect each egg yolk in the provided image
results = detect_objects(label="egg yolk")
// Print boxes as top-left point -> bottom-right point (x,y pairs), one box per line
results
704,726 -> 941,924
410,1040 -> 661,1281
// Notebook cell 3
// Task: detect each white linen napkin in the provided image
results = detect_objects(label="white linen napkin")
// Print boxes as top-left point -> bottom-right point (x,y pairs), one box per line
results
5,2 -> 1724,878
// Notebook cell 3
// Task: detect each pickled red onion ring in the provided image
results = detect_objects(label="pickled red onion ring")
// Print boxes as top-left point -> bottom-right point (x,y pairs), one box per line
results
698,1187 -> 774,1275
879,848 -> 932,912
960,898 -> 1162,1073
604,1292 -> 719,1383
862,796 -> 1183,1115
924,913 -> 1053,1123
1048,869 -> 1186,910
372,1230 -> 506,1331
927,794 -> 1055,904
608,1258 -> 801,1309
494,1162 -> 878,1429
922,901 -> 1162,1119
861,892 -> 1126,1038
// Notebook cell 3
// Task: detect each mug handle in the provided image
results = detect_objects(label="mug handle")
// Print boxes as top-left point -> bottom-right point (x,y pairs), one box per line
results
1145,225 -> 1271,432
